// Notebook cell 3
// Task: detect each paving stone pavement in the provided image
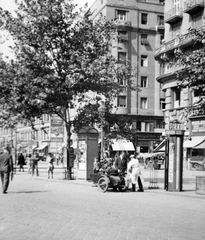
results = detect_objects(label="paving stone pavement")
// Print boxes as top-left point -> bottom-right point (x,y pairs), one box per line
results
0,166 -> 205,240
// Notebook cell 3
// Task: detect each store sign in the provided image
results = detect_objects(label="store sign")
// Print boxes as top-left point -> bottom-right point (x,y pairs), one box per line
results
192,119 -> 205,133
169,121 -> 183,130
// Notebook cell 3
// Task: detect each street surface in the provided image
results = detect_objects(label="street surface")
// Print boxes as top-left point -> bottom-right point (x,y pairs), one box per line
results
0,163 -> 205,240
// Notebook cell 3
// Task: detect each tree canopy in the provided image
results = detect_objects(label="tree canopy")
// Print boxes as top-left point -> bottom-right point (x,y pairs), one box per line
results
0,0 -> 136,140
176,27 -> 205,103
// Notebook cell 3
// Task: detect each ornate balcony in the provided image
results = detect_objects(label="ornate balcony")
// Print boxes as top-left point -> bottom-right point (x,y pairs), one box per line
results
114,20 -> 132,27
184,0 -> 204,14
165,7 -> 183,25
155,25 -> 205,59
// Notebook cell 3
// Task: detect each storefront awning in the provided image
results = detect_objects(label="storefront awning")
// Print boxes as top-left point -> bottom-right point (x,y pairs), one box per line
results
183,136 -> 205,148
153,139 -> 165,152
193,140 -> 205,149
36,144 -> 48,150
111,140 -> 135,151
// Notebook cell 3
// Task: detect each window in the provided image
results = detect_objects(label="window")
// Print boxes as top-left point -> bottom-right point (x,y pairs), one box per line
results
192,14 -> 203,28
141,76 -> 148,88
141,34 -> 149,45
117,10 -> 127,21
157,15 -> 164,25
141,13 -> 148,25
118,52 -> 127,63
141,55 -> 148,67
117,96 -> 126,107
172,87 -> 181,108
156,119 -> 164,129
141,98 -> 148,109
160,98 -> 166,110
118,31 -> 128,42
118,77 -> 126,86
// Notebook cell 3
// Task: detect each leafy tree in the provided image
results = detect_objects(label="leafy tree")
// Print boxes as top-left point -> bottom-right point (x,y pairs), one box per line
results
0,1 -> 136,156
175,27 -> 205,105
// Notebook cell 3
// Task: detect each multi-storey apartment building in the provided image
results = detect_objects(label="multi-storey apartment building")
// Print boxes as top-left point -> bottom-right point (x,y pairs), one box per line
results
90,0 -> 165,152
155,0 -> 205,161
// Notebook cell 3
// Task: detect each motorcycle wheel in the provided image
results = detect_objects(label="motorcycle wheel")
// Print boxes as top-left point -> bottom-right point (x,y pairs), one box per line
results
97,177 -> 109,193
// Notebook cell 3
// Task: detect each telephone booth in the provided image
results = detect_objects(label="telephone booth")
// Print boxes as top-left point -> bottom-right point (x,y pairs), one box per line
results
165,130 -> 184,192
77,126 -> 98,180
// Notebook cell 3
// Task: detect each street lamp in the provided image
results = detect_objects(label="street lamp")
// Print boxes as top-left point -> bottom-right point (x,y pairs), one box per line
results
98,101 -> 106,160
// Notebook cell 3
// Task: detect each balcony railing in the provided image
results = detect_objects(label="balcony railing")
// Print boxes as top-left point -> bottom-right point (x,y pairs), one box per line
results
184,0 -> 204,14
155,25 -> 205,57
114,20 -> 132,27
165,7 -> 183,24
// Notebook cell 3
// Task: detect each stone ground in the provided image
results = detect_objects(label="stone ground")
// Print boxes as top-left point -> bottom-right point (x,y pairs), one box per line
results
0,163 -> 205,240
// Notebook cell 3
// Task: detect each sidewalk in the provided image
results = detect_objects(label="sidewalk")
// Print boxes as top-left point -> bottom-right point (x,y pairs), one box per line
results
27,165 -> 205,200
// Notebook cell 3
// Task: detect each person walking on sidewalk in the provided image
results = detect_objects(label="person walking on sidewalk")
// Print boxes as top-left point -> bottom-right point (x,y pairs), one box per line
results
127,153 -> 144,192
46,153 -> 54,179
17,153 -> 25,172
0,147 -> 14,194
26,154 -> 32,174
32,153 -> 39,176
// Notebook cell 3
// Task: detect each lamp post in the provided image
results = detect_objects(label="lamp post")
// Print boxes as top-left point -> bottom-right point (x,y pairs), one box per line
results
98,101 -> 106,160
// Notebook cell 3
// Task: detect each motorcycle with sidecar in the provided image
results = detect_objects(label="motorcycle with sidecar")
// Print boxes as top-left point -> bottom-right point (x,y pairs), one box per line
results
97,169 -> 127,193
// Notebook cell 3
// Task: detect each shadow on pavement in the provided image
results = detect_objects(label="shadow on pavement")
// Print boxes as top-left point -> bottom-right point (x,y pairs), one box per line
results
9,190 -> 49,194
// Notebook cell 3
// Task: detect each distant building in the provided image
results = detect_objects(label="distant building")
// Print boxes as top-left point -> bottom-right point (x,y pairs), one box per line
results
90,0 -> 165,152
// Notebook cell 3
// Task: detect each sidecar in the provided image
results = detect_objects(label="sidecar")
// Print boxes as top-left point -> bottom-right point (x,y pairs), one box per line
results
97,173 -> 127,193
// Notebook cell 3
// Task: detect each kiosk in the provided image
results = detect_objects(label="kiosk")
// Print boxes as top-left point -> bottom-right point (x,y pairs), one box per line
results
77,126 -> 98,180
165,129 -> 184,191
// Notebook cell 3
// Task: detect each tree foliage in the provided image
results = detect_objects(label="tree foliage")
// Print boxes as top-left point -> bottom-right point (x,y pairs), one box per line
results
176,27 -> 205,99
0,0 -> 136,142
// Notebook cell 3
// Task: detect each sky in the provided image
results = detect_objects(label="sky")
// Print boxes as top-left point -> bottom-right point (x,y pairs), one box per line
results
0,0 -> 95,59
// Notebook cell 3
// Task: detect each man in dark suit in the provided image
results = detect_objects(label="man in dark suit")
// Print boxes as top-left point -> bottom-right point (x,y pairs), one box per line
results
114,151 -> 127,173
0,147 -> 14,194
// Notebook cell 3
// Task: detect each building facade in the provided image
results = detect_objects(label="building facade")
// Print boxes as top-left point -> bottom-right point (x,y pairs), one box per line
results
155,0 -> 205,161
90,0 -> 165,152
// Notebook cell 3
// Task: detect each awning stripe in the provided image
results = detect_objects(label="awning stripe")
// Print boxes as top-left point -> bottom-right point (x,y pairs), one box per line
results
36,144 -> 48,150
112,141 -> 135,151
183,136 -> 205,148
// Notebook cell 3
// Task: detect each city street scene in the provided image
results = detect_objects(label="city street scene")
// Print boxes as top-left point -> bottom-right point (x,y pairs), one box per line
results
1,0 -> 205,240
0,163 -> 205,240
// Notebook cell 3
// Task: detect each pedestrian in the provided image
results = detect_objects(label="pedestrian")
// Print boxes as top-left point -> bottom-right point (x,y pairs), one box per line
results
0,147 -> 14,194
26,154 -> 32,174
114,151 -> 127,173
17,153 -> 25,172
127,153 -> 144,192
46,153 -> 54,179
93,157 -> 101,174
32,153 -> 39,176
